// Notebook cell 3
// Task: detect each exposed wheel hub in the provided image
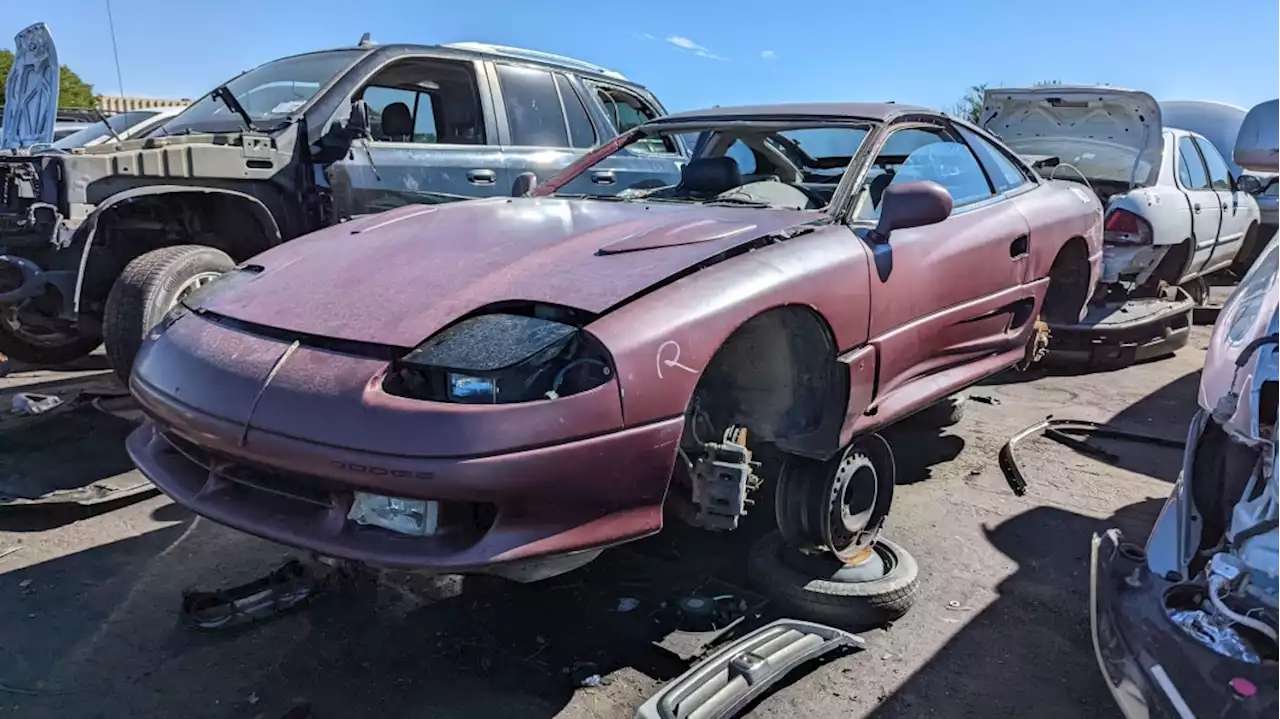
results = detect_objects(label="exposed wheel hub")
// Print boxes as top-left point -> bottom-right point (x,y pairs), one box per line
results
780,540 -> 896,584
775,434 -> 895,561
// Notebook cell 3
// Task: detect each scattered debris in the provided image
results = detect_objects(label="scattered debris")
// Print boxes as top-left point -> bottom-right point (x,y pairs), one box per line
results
0,352 -> 9,378
970,395 -> 1000,405
999,417 -> 1186,495
947,600 -> 960,608
247,693 -> 260,706
181,559 -> 322,631
567,661 -> 605,688
580,674 -> 604,687
614,597 -> 641,613
17,579 -> 33,591
9,393 -> 62,416
0,547 -> 21,561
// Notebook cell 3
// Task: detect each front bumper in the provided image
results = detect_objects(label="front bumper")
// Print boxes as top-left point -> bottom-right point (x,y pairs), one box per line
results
1090,529 -> 1277,719
127,374 -> 683,582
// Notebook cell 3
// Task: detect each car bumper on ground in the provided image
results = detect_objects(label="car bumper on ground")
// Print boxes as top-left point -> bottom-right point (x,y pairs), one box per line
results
1090,530 -> 1277,719
127,375 -> 684,582
1047,288 -> 1194,367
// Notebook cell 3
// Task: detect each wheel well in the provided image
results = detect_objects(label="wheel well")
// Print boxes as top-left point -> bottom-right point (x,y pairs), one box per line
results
683,306 -> 845,456
79,192 -> 277,316
1146,238 -> 1193,289
1041,236 -> 1091,324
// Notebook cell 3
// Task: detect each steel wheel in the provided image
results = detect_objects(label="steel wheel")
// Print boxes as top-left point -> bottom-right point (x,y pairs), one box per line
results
775,434 -> 896,560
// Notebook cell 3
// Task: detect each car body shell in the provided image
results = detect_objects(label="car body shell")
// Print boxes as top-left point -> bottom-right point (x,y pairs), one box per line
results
127,103 -> 1104,580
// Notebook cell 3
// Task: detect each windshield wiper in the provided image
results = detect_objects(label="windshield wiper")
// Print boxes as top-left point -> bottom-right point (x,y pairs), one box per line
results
93,108 -> 124,144
704,196 -> 772,208
211,85 -> 258,132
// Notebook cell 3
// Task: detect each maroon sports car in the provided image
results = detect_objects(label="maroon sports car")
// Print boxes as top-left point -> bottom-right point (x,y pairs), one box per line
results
126,103 -> 1103,618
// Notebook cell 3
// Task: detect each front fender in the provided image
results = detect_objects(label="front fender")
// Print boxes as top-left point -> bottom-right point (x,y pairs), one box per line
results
587,226 -> 872,429
71,185 -> 283,313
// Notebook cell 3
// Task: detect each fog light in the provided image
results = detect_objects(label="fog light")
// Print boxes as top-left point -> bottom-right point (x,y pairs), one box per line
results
347,493 -> 439,536
448,373 -> 498,403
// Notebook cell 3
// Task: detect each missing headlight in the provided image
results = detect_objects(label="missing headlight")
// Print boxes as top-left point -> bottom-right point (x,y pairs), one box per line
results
383,312 -> 614,404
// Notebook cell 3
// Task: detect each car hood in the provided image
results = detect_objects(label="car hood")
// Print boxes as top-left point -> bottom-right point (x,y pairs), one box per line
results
982,86 -> 1163,187
195,197 -> 821,347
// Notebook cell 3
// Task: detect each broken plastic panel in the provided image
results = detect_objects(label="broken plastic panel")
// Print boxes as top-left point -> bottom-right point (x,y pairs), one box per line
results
634,619 -> 863,719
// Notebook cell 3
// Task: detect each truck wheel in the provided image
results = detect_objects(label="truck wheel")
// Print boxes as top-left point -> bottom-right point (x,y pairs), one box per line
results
104,245 -> 234,382
0,314 -> 101,367
747,532 -> 920,630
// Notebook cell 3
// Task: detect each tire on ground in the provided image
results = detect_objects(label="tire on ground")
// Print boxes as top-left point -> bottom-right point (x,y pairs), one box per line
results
0,322 -> 101,367
104,245 -> 234,382
747,531 -> 920,630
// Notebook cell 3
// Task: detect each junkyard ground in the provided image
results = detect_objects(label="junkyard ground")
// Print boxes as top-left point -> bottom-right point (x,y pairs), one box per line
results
0,327 -> 1215,719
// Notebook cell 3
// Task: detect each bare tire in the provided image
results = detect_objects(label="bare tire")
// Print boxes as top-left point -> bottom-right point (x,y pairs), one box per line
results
0,318 -> 101,366
747,531 -> 920,630
104,245 -> 234,382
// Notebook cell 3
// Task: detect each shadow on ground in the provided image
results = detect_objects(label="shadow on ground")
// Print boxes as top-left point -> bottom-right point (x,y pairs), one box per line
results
867,499 -> 1163,719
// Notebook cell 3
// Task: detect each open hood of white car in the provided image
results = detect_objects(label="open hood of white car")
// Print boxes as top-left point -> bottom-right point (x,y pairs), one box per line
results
981,86 -> 1163,187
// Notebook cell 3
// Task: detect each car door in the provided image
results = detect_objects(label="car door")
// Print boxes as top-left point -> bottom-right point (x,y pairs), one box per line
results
1194,135 -> 1250,272
1175,134 -> 1222,278
855,122 -> 1033,403
325,57 -> 509,218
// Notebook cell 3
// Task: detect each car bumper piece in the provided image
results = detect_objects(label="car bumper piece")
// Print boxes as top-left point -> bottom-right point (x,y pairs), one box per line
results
1090,529 -> 1277,719
634,619 -> 863,719
1047,288 -> 1194,367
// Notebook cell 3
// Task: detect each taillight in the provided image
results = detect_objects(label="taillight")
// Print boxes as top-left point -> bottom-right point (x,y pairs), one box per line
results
1103,209 -> 1153,245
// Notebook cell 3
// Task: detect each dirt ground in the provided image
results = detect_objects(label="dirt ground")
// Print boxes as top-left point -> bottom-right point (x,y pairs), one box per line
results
0,330 -> 1215,719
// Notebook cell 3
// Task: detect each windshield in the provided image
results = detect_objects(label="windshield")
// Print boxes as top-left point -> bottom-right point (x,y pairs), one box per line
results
541,122 -> 872,211
156,50 -> 364,135
51,111 -> 159,149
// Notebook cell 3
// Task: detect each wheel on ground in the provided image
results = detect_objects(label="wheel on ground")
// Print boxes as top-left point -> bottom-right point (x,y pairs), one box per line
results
104,245 -> 234,381
774,436 -> 895,560
903,392 -> 968,429
0,309 -> 101,366
747,531 -> 920,630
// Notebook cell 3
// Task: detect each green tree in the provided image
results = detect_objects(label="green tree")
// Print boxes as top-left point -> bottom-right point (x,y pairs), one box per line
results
949,83 -> 988,124
0,49 -> 97,108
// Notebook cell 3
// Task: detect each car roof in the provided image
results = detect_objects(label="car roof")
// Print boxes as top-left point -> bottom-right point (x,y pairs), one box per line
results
268,42 -> 645,89
652,102 -> 934,124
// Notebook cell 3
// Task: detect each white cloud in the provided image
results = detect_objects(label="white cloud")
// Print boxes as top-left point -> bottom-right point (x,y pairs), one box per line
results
760,50 -> 777,60
665,35 -> 725,60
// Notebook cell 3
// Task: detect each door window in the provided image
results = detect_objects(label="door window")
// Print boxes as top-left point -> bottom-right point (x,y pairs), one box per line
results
357,57 -> 486,145
363,86 -> 439,143
555,74 -> 597,149
1194,137 -> 1234,191
496,64 -> 570,148
592,84 -> 676,155
957,126 -> 1032,194
855,126 -> 995,220
1177,136 -> 1211,190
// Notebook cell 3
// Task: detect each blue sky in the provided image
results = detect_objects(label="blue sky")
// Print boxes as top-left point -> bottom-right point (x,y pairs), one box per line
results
5,0 -> 1278,113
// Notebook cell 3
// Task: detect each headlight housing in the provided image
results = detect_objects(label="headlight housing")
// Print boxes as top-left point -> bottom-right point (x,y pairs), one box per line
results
383,311 -> 614,404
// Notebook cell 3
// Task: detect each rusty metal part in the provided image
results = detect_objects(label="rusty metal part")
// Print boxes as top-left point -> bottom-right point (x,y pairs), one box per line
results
999,417 -> 1186,496
776,433 -> 895,560
687,424 -> 762,531
1016,318 -> 1051,371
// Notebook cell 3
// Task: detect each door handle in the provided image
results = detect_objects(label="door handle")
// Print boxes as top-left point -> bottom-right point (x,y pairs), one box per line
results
1193,203 -> 1202,213
467,169 -> 497,186
590,171 -> 616,185
1009,234 -> 1029,258
1222,202 -> 1229,210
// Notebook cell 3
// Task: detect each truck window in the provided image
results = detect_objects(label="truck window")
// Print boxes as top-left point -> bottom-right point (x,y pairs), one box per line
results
357,58 -> 486,145
591,84 -> 676,155
555,74 -> 597,149
496,65 -> 570,148
1194,137 -> 1235,191
1177,136 -> 1211,190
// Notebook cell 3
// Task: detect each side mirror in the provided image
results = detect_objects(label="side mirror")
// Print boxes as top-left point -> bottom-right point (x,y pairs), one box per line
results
1237,174 -> 1264,195
511,172 -> 538,198
345,100 -> 372,140
868,181 -> 953,243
